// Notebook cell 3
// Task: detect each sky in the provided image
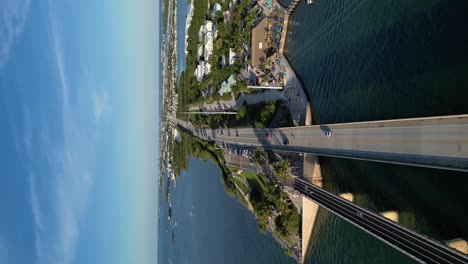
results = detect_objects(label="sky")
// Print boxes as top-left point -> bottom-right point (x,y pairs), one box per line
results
0,0 -> 160,263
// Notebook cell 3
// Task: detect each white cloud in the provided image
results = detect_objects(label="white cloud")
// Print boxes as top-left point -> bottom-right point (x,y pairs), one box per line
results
23,109 -> 32,158
0,0 -> 31,69
92,89 -> 111,122
29,174 -> 43,232
27,2 -> 107,264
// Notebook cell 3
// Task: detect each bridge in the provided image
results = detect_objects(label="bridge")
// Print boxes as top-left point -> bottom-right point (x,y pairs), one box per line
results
295,178 -> 468,263
183,114 -> 468,172
176,114 -> 468,261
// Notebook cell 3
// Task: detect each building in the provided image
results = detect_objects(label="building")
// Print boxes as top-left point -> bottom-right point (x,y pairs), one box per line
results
194,60 -> 212,82
198,25 -> 205,41
197,44 -> 203,61
229,48 -> 237,65
194,61 -> 205,82
204,62 -> 212,75
212,3 -> 222,19
204,20 -> 213,32
221,55 -> 226,68
251,18 -> 269,70
219,74 -> 237,96
204,21 -> 214,60
223,10 -> 231,22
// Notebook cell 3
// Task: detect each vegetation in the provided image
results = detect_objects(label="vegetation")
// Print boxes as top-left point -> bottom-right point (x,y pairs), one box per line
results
238,171 -> 299,243
189,100 -> 282,129
273,159 -> 291,181
178,0 -> 258,113
253,148 -> 267,165
172,129 -> 237,195
233,177 -> 249,194
162,0 -> 169,33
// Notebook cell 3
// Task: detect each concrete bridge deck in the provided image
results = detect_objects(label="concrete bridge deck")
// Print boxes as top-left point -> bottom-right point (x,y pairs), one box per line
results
182,114 -> 468,171
295,178 -> 468,264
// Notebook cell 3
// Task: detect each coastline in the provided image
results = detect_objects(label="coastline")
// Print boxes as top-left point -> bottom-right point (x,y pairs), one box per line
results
276,0 -> 320,262
184,0 -> 194,55
171,0 -> 315,261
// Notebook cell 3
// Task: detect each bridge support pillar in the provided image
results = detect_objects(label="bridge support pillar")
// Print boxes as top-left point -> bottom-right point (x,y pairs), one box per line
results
339,193 -> 354,202
380,210 -> 399,222
301,154 -> 322,263
446,238 -> 468,254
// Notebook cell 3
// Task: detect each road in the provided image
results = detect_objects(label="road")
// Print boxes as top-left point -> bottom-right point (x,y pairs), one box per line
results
295,178 -> 468,264
184,114 -> 468,171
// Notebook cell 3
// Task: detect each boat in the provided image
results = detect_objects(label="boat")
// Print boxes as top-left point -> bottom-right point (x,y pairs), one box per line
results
307,0 -> 314,5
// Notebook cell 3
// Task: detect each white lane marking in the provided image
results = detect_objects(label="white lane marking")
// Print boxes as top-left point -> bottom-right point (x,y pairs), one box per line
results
297,180 -> 468,263
295,182 -> 453,263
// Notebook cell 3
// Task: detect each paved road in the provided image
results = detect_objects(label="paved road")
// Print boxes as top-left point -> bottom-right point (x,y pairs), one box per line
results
295,178 -> 468,264
186,114 -> 468,171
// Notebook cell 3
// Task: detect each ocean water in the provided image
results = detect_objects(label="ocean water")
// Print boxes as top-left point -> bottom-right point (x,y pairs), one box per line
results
284,0 -> 468,262
157,157 -> 296,264
176,0 -> 189,76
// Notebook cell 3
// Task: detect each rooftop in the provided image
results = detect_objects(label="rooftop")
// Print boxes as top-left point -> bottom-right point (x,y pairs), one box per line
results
251,18 -> 269,69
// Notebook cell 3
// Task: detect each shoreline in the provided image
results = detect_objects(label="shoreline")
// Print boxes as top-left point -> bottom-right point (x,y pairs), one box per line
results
276,0 -> 319,263
173,0 -> 315,261
184,0 -> 194,55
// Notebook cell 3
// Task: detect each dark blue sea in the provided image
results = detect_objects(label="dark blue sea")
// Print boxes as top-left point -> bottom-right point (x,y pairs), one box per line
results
284,0 -> 468,262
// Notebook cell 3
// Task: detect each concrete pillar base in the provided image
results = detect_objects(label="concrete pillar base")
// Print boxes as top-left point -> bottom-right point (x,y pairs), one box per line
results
380,210 -> 399,222
339,193 -> 354,202
446,238 -> 468,254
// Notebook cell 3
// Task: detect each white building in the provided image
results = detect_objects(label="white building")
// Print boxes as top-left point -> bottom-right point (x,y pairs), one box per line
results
198,25 -> 205,42
229,48 -> 237,65
204,21 -> 214,60
204,21 -> 213,32
197,44 -> 203,61
205,35 -> 213,59
204,62 -> 212,75
194,61 -> 212,82
195,61 -> 205,82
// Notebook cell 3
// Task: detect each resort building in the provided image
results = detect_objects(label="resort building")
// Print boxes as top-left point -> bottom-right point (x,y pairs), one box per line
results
251,18 -> 269,70
194,61 -> 212,82
229,48 -> 237,65
194,61 -> 205,82
204,21 -> 214,60
219,74 -> 237,96
212,3 -> 222,19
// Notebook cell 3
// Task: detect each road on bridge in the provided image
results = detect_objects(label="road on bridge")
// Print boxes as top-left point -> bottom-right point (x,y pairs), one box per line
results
186,114 -> 468,171
295,178 -> 468,264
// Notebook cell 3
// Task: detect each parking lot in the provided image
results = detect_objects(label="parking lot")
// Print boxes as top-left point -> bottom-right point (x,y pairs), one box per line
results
224,146 -> 258,173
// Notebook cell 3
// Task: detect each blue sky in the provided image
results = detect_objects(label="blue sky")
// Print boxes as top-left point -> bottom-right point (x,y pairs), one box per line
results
0,0 -> 160,263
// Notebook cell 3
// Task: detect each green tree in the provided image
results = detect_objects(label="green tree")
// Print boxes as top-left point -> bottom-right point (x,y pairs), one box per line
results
273,159 -> 290,180
236,106 -> 248,120
253,148 -> 267,165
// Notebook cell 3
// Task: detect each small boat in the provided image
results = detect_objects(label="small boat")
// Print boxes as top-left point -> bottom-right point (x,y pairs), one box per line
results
307,0 -> 314,5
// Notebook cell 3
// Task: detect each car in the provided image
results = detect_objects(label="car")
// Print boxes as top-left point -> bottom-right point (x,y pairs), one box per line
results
283,138 -> 289,145
266,132 -> 270,139
324,131 -> 332,137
